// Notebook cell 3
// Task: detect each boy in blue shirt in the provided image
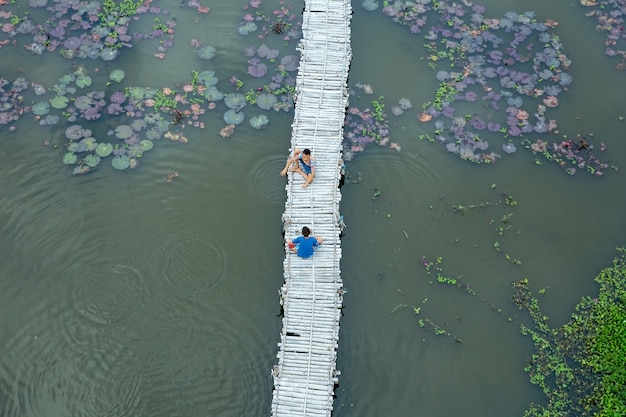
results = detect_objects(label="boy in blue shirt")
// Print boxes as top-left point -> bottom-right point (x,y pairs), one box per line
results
288,226 -> 323,258
280,148 -> 316,188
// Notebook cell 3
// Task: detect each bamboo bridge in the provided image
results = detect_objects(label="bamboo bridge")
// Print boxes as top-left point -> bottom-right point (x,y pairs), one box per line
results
270,0 -> 352,416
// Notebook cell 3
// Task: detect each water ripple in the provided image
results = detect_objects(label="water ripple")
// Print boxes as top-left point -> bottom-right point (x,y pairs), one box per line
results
69,263 -> 148,325
247,155 -> 287,204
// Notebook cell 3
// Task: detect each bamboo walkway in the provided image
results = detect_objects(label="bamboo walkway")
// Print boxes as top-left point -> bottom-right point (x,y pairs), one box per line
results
270,0 -> 352,416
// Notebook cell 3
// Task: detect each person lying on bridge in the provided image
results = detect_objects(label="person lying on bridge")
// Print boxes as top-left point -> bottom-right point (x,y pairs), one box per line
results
288,226 -> 323,258
280,148 -> 315,188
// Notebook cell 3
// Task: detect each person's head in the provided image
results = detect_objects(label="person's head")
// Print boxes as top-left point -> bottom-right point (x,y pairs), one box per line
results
301,226 -> 311,237
301,148 -> 311,162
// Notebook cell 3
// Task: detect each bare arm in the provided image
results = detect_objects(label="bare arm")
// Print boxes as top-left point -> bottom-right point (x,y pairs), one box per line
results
280,149 -> 302,176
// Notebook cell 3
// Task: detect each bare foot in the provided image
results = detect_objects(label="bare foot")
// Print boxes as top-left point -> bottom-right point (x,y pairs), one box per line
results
280,169 -> 287,176
301,182 -> 309,189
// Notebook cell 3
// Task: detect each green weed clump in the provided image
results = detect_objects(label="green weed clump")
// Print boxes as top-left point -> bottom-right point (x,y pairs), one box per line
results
513,248 -> 626,417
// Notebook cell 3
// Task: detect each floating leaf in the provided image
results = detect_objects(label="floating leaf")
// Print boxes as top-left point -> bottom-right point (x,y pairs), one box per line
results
84,154 -> 101,167
139,140 -> 153,152
32,101 -> 50,116
51,95 -> 69,109
75,75 -> 92,88
109,69 -> 125,82
95,142 -> 113,157
111,155 -> 131,170
63,152 -> 77,165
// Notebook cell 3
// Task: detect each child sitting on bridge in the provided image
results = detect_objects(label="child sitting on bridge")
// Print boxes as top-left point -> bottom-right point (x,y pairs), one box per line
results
288,226 -> 323,258
280,148 -> 316,188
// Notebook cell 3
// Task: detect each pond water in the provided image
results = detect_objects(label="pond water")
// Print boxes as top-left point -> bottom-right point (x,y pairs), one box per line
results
1,0 -> 625,416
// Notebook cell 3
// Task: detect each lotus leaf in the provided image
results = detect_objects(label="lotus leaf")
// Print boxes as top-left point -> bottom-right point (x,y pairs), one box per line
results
237,21 -> 257,35
51,95 -> 69,109
80,137 -> 98,151
74,95 -> 93,110
75,75 -> 92,88
155,120 -> 170,132
95,142 -> 113,157
32,101 -> 50,116
128,87 -> 145,100
114,125 -> 133,139
100,48 -> 118,61
126,145 -> 142,158
111,155 -> 131,170
65,125 -> 84,140
224,93 -> 246,110
109,69 -> 125,82
197,70 -> 218,86
59,74 -> 75,85
197,46 -> 216,60
67,142 -> 82,153
63,152 -> 77,165
223,109 -> 245,125
280,55 -> 299,71
84,154 -> 101,167
139,140 -> 154,152
256,93 -> 277,110
131,119 -> 147,132
145,127 -> 162,140
205,87 -> 224,101
249,115 -> 269,129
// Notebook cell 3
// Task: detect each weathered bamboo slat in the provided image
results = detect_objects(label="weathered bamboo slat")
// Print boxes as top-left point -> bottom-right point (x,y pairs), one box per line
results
271,0 -> 351,416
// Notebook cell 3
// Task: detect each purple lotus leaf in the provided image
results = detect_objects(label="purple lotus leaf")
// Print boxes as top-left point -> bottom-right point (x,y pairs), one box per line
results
83,107 -> 102,120
248,57 -> 260,66
271,73 -> 284,83
471,117 -> 486,131
464,91 -> 477,102
489,50 -> 503,62
487,122 -> 500,132
495,66 -> 508,76
248,62 -> 267,78
506,116 -> 519,127
112,147 -> 127,156
40,115 -> 60,126
280,55 -> 299,71
63,36 -> 81,50
33,33 -> 48,44
124,133 -> 141,145
256,44 -> 271,58
110,91 -> 127,104
508,126 -> 522,136
49,26 -> 66,38
74,95 -> 93,110
442,106 -> 455,118
58,19 -> 70,28
243,45 -> 256,57
107,103 -> 123,115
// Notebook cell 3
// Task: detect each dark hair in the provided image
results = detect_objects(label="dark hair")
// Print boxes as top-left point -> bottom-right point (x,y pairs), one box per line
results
301,226 -> 311,237
302,149 -> 311,155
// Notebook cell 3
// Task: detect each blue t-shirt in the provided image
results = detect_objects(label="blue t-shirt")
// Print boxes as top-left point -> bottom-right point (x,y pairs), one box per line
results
292,236 -> 318,258
298,156 -> 315,175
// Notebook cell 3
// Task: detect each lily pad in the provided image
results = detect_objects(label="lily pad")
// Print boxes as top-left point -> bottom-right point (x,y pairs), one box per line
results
197,46 -> 216,60
139,140 -> 154,152
63,152 -> 77,165
75,75 -> 92,88
256,93 -> 277,110
51,95 -> 69,109
109,69 -> 125,82
224,93 -> 246,110
84,154 -> 101,167
250,114 -> 269,129
32,101 -> 50,116
114,125 -> 133,139
65,125 -> 85,140
197,70 -> 218,86
74,95 -> 93,110
223,109 -> 245,125
111,155 -> 131,170
80,137 -> 98,151
95,142 -> 113,157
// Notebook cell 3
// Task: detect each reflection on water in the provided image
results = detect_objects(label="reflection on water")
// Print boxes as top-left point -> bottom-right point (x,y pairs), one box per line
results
1,0 -> 626,416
